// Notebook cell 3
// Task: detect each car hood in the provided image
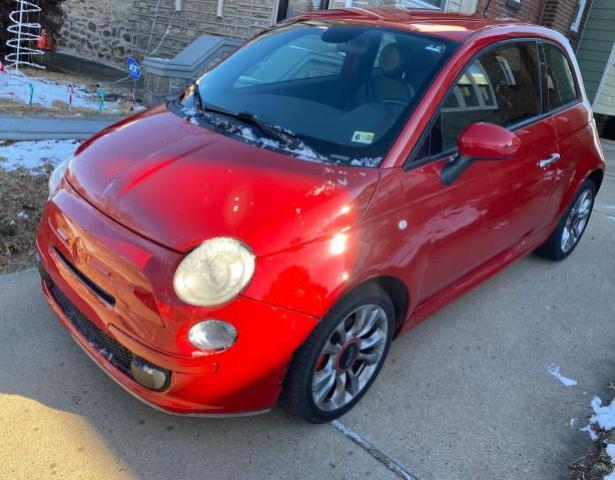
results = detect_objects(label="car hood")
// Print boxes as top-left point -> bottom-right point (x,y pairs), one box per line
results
66,106 -> 380,256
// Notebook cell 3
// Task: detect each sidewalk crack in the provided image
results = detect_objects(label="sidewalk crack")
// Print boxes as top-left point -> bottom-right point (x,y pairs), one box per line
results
331,420 -> 418,480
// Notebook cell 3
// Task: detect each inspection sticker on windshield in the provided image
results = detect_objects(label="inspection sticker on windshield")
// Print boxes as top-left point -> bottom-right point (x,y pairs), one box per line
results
351,131 -> 375,145
425,44 -> 444,53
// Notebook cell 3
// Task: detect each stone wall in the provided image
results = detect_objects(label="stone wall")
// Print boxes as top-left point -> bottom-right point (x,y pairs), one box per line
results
128,0 -> 276,60
58,0 -> 593,69
58,0 -> 137,68
58,0 -> 276,68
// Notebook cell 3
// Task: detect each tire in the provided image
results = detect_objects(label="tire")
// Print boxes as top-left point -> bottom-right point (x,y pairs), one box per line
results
535,179 -> 596,261
280,284 -> 395,423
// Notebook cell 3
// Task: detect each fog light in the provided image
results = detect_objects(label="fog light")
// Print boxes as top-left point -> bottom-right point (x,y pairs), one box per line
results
188,320 -> 237,353
130,357 -> 170,391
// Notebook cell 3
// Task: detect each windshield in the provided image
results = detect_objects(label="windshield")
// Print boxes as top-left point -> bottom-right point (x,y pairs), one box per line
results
173,20 -> 458,167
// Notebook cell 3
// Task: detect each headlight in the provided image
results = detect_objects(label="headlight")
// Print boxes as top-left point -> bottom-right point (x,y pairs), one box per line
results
48,157 -> 70,197
173,237 -> 255,306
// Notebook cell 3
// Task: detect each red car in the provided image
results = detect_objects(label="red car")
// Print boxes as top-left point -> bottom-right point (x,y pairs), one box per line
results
37,9 -> 605,423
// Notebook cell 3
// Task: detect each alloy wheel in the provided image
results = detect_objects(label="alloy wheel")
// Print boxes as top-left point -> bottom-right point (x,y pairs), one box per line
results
311,304 -> 389,412
561,188 -> 593,253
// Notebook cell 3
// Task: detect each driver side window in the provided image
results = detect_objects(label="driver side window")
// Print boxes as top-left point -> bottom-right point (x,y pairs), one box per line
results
415,41 -> 540,161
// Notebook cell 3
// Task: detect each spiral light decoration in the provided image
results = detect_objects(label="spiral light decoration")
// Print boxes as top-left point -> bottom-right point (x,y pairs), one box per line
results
4,0 -> 45,70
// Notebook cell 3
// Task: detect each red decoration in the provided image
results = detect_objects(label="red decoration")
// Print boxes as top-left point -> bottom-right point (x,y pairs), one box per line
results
37,29 -> 53,51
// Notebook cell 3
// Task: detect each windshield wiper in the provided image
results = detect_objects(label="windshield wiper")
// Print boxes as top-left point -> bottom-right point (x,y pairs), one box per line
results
184,84 -> 299,146
203,103 -> 298,145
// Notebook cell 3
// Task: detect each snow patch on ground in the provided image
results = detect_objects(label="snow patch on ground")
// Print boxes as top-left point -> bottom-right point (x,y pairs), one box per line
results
588,396 -> 615,431
0,70 -> 132,113
579,396 -> 615,442
547,364 -> 577,386
580,424 -> 598,441
0,139 -> 80,171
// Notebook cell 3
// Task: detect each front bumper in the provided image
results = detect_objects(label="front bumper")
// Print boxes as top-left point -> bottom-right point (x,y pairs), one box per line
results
36,183 -> 318,415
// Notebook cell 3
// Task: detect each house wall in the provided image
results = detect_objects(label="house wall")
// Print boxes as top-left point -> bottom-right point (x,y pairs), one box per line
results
475,0 -> 542,23
58,0 -> 594,69
58,0 -> 136,68
592,44 -> 615,116
474,0 -> 592,49
128,0 -> 277,60
576,0 -> 615,105
58,0 -> 276,68
541,0 -> 590,49
447,0 -> 479,14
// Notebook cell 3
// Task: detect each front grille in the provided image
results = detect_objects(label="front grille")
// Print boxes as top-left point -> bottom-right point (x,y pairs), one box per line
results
48,280 -> 134,376
52,246 -> 116,306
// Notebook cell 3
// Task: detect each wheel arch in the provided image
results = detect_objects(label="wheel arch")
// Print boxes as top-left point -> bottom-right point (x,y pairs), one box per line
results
587,168 -> 604,192
341,275 -> 410,333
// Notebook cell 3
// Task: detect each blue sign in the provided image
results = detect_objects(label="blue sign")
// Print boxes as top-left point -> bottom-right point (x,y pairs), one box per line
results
127,57 -> 141,81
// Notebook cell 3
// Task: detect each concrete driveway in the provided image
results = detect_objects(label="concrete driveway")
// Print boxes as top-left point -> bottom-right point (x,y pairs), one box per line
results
1,141 -> 614,480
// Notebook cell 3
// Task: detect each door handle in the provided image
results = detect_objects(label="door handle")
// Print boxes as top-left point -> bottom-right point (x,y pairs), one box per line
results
538,153 -> 560,169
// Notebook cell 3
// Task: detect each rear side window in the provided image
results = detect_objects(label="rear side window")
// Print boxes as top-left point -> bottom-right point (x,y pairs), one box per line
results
415,42 -> 540,161
543,44 -> 578,110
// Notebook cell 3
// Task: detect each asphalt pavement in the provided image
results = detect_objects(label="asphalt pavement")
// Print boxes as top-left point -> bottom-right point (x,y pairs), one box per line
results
1,141 -> 614,480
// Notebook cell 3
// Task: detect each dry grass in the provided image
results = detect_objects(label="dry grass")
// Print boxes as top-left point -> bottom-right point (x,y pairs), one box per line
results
0,97 -> 129,118
0,165 -> 50,273
571,450 -> 613,480
570,410 -> 615,479
1,67 -> 140,118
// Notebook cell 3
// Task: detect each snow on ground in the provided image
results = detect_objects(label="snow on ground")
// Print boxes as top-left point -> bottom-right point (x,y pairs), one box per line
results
579,396 -> 615,478
547,364 -> 577,386
580,395 -> 615,441
587,396 -> 615,431
0,70 -> 128,114
0,139 -> 80,172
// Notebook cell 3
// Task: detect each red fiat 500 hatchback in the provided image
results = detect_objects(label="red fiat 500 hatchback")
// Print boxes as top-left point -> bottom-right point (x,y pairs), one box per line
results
37,9 -> 605,422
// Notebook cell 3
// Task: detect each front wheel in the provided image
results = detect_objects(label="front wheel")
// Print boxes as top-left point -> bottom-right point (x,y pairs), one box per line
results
536,179 -> 596,261
280,284 -> 395,423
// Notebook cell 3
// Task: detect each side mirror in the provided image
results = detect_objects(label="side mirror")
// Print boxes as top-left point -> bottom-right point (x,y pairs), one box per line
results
440,122 -> 521,185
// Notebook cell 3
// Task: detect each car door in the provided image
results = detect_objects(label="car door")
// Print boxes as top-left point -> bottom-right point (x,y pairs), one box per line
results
539,43 -> 586,226
404,41 -> 560,302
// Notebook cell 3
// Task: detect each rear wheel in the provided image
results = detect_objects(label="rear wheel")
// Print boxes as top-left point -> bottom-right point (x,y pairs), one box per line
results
281,284 -> 395,423
536,180 -> 596,261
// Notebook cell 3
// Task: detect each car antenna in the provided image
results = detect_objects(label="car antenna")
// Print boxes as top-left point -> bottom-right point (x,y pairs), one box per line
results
482,0 -> 493,17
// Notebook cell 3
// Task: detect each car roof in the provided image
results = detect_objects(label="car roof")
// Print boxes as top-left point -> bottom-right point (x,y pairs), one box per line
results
298,8 -> 553,43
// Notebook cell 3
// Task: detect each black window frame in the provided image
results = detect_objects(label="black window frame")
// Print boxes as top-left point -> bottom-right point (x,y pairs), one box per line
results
539,40 -> 582,115
404,38 -> 547,170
